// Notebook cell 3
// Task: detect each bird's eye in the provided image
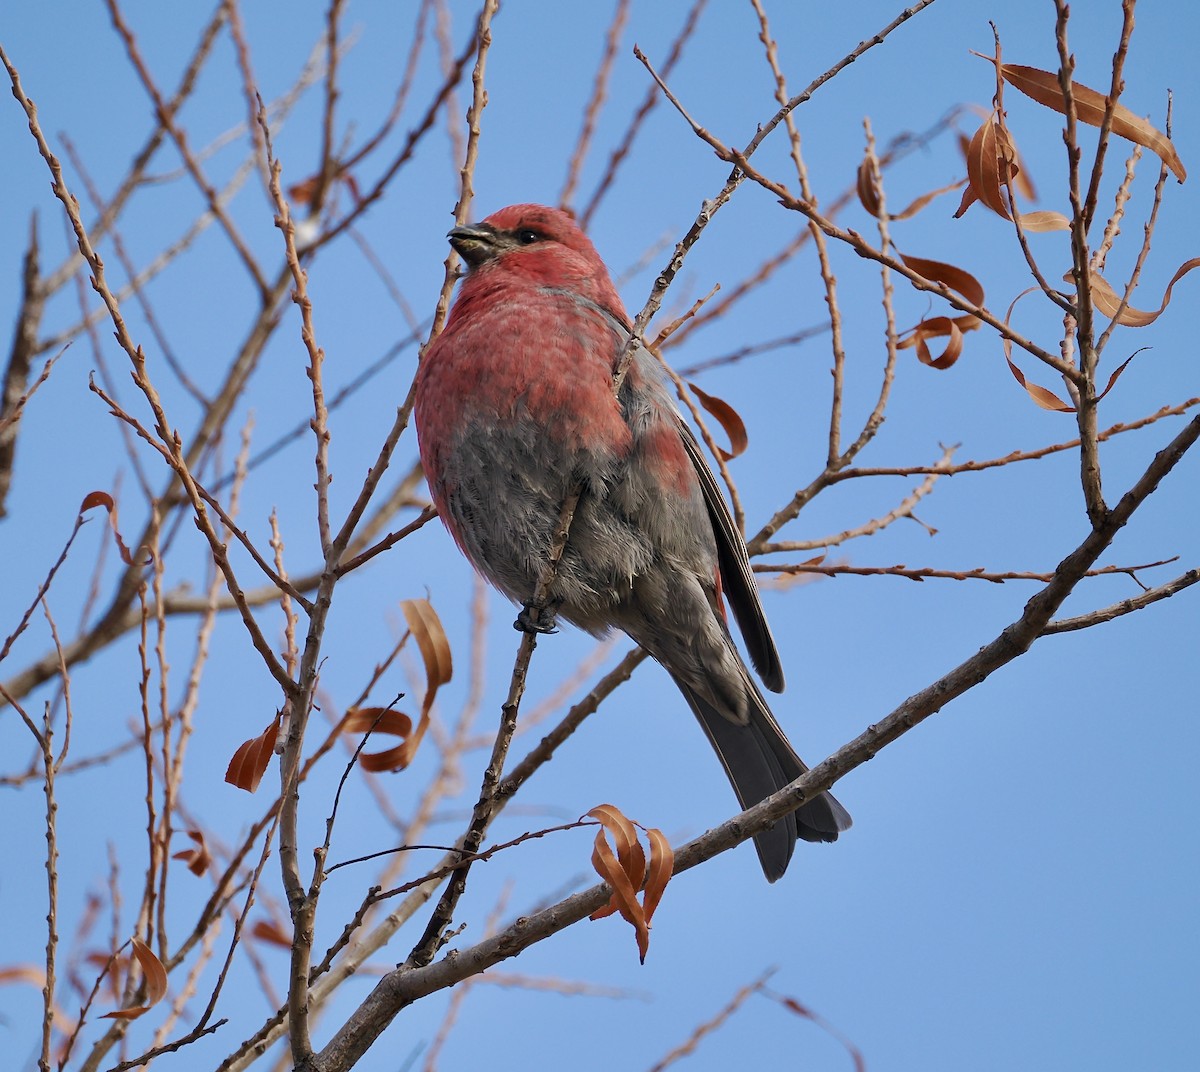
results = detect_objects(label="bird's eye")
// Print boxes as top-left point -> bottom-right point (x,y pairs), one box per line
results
515,228 -> 541,245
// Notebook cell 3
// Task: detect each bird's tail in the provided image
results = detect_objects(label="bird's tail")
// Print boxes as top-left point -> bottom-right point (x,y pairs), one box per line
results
669,672 -> 852,882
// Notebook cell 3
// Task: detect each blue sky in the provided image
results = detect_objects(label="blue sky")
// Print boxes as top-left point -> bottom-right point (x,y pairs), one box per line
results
1,2 -> 1196,1070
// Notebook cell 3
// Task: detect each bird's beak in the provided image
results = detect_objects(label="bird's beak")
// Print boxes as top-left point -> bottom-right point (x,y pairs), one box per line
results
448,223 -> 499,268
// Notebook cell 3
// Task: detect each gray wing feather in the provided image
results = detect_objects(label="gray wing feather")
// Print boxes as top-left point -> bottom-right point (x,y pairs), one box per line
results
676,419 -> 785,692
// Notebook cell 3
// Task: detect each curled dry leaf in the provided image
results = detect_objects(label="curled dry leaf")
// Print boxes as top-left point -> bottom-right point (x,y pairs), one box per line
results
338,599 -> 452,773
899,253 -> 984,306
224,712 -> 281,793
79,490 -> 145,566
958,116 -> 1012,219
898,317 -> 968,370
1004,355 -> 1074,412
856,154 -> 966,222
955,116 -> 1068,231
1065,258 -> 1200,327
642,827 -> 674,926
101,938 -> 167,1020
586,804 -> 674,964
996,60 -> 1186,182
896,254 -> 985,370
171,830 -> 212,876
392,598 -> 453,769
1096,353 -> 1140,403
1000,287 -> 1073,412
687,382 -> 748,460
342,707 -> 415,772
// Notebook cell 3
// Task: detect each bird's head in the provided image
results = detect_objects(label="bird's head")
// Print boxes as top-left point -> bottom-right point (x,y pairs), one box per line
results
447,204 -> 623,312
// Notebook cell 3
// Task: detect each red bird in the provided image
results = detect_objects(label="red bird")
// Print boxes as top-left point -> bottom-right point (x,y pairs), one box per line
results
415,204 -> 851,880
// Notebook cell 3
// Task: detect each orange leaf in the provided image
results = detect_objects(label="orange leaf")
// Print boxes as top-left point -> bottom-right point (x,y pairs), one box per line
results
1013,209 -> 1070,233
79,491 -> 145,566
889,178 -> 969,222
998,61 -> 1186,182
590,828 -> 648,960
642,828 -> 674,926
101,939 -> 167,1020
1004,355 -> 1074,412
687,383 -> 748,460
224,713 -> 281,792
401,598 -> 453,689
897,316 -> 976,371
387,599 -> 453,769
998,286 -> 1072,410
171,830 -> 211,877
251,920 -> 293,949
855,156 -> 882,218
1065,258 -> 1200,327
857,155 -> 964,221
953,182 -> 978,219
960,116 -> 1014,220
585,805 -> 672,964
895,254 -> 984,370
899,254 -> 984,306
343,706 -> 415,772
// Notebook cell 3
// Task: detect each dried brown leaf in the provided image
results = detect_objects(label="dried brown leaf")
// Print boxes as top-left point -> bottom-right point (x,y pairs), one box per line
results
998,287 -> 1073,410
642,828 -> 674,925
250,920 -> 293,949
855,156 -> 882,218
588,804 -> 645,892
343,706 -> 416,772
1014,209 -> 1070,232
1004,355 -> 1074,412
897,316 -> 978,371
1097,352 -> 1140,401
953,181 -> 978,218
957,108 -> 1052,224
224,713 -> 281,793
857,155 -> 965,221
687,382 -> 748,460
171,830 -> 211,877
960,116 -> 1013,220
1067,258 -> 1200,327
390,598 -> 453,769
401,598 -> 453,688
79,490 -> 144,566
900,253 -> 985,306
895,254 -> 985,370
101,939 -> 167,1020
998,62 -> 1186,182
890,178 -> 970,222
587,804 -> 665,963
1011,145 -> 1037,201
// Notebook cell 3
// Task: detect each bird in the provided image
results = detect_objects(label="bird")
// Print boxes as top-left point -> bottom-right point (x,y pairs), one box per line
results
414,203 -> 851,880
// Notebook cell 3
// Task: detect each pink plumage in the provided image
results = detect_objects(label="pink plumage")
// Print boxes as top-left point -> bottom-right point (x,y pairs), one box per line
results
415,204 -> 850,880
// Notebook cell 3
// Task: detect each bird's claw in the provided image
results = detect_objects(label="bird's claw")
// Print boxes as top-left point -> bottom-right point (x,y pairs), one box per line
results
515,599 -> 560,635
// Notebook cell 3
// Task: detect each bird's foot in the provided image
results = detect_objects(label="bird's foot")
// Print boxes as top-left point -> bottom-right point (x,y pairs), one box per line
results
515,599 -> 561,635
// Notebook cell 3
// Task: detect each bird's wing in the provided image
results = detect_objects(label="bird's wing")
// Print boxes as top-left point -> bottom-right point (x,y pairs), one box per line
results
676,417 -> 785,693
549,288 -> 785,692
